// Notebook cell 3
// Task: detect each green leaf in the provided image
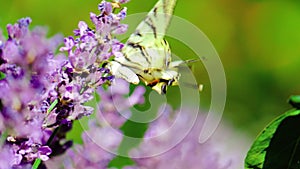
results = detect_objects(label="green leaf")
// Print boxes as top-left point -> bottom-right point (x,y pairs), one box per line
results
245,109 -> 300,169
0,71 -> 6,80
289,95 -> 300,109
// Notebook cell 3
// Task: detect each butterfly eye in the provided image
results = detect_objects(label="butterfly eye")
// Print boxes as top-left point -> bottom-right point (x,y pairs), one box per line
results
161,83 -> 167,94
167,79 -> 175,86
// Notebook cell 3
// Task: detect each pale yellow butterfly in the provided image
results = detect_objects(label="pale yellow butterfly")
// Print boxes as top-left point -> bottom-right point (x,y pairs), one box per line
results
108,0 -> 182,94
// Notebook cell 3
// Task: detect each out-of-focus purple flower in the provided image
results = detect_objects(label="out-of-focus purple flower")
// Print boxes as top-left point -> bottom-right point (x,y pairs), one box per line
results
125,107 -> 250,169
6,17 -> 31,40
115,0 -> 130,4
0,145 -> 21,169
45,78 -> 145,169
97,78 -> 145,128
45,121 -> 123,169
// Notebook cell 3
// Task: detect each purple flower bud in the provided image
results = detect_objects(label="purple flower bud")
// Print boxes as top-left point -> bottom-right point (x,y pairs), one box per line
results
18,17 -> 32,28
60,36 -> 75,52
78,21 -> 88,36
98,1 -> 113,15
112,24 -> 128,34
118,0 -> 130,4
117,7 -> 127,20
6,17 -> 31,40
37,146 -> 52,161
2,40 -> 22,65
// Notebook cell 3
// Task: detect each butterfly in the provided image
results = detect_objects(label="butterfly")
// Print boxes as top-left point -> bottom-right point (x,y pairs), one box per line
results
108,0 -> 181,94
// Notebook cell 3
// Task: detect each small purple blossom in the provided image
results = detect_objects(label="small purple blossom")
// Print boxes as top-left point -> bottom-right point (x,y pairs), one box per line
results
97,78 -> 145,128
6,17 -> 32,40
98,1 -> 113,15
115,0 -> 130,4
59,36 -> 75,54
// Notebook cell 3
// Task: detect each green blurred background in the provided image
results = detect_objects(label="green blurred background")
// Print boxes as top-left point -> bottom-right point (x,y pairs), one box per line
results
1,0 -> 300,145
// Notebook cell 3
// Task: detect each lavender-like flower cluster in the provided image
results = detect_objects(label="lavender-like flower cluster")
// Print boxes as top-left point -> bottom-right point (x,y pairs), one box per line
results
0,17 -> 62,167
0,0 -> 130,168
0,0 -> 249,169
45,78 -> 145,169
124,108 -> 246,169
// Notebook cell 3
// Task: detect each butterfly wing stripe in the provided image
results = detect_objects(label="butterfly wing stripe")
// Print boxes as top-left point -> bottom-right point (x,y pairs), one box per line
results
121,45 -> 150,67
116,53 -> 145,69
133,31 -> 143,37
162,39 -> 171,67
144,17 -> 157,38
126,42 -> 151,64
125,0 -> 177,45
122,0 -> 177,68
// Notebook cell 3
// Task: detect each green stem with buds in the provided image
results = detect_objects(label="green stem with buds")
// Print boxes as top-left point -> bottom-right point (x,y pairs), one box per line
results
32,99 -> 59,169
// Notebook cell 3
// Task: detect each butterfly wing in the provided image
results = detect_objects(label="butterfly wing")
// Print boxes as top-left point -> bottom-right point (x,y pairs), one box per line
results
108,61 -> 140,84
116,0 -> 177,71
127,0 -> 177,41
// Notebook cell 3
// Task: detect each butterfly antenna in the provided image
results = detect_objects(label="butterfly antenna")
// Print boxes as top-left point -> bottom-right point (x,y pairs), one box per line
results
184,59 -> 201,64
175,58 -> 201,71
181,82 -> 204,92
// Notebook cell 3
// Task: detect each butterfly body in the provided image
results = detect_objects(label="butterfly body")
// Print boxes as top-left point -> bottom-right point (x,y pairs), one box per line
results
108,0 -> 179,94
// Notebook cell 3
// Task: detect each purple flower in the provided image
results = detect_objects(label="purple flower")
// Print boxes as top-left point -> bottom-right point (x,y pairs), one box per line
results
51,0 -> 130,126
45,122 -> 123,169
59,36 -> 75,54
6,17 -> 32,40
0,16 -> 64,167
45,78 -> 145,169
97,78 -> 145,128
98,1 -> 113,15
36,146 -> 52,161
115,0 -> 130,4
125,107 -> 250,169
61,0 -> 128,62
0,145 -> 22,168
3,136 -> 52,166
0,16 -> 63,131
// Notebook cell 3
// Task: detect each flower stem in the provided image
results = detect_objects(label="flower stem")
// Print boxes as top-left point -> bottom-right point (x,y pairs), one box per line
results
47,99 -> 58,114
32,99 -> 59,169
0,131 -> 8,146
32,159 -> 41,169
